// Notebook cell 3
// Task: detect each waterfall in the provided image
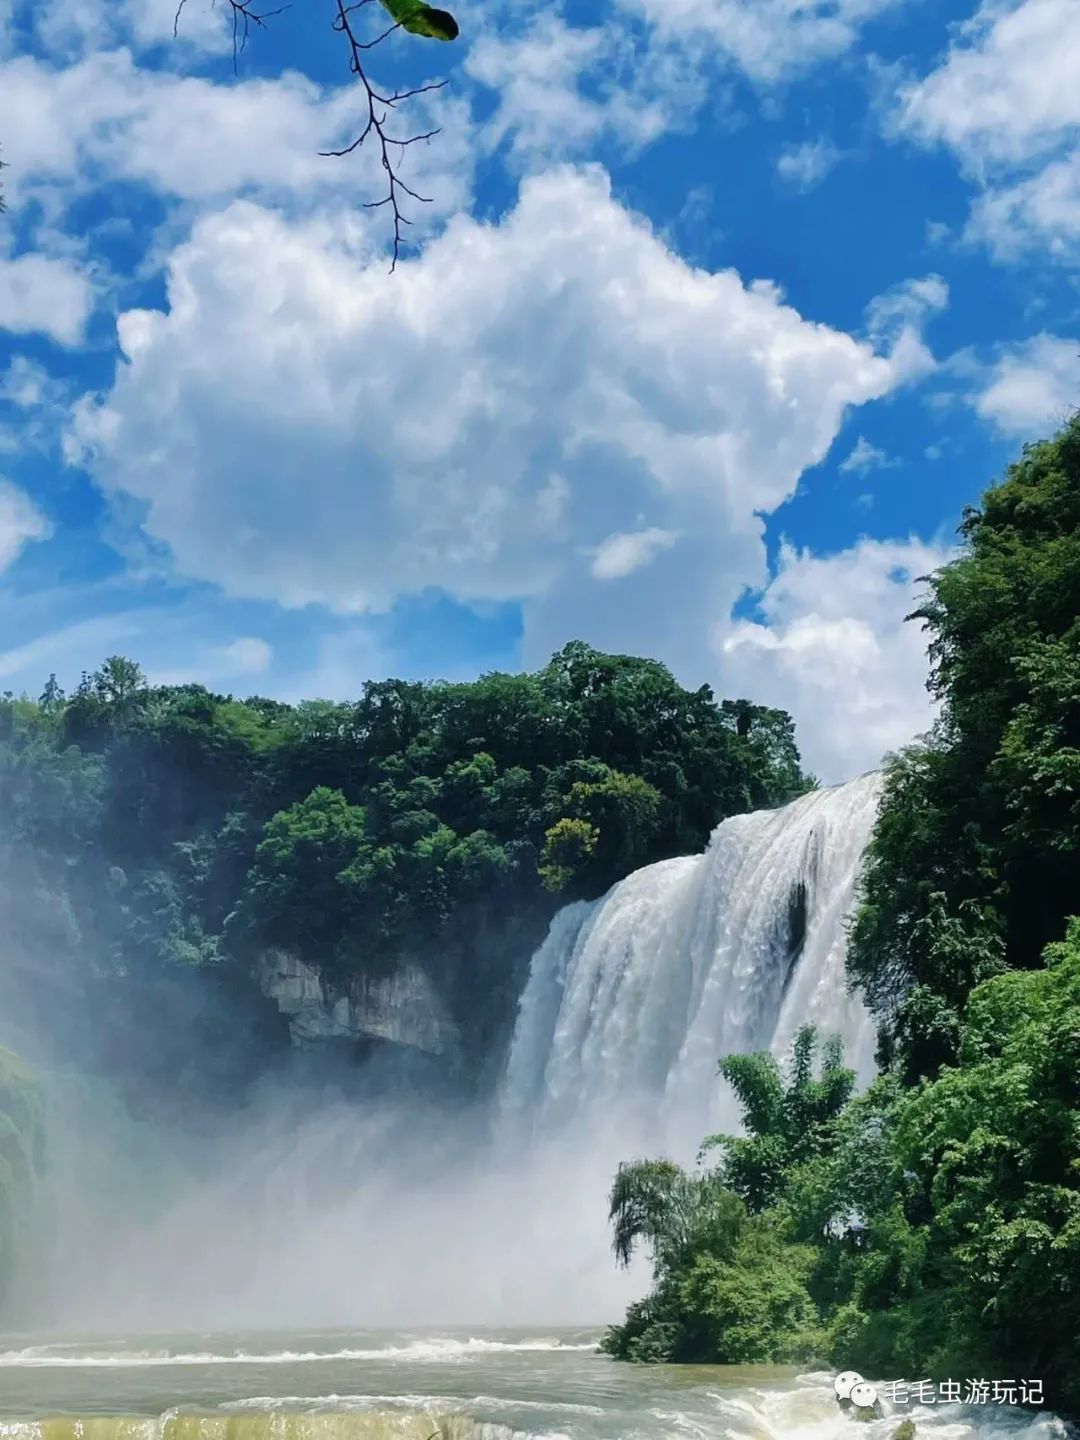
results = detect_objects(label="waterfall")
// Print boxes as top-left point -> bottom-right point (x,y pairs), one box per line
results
501,772 -> 883,1157
11,775 -> 886,1335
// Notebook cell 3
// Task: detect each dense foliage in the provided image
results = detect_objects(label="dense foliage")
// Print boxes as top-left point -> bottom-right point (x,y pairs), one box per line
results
604,937 -> 1080,1410
850,416 -> 1080,1081
0,641 -> 809,1094
606,419 -> 1080,1412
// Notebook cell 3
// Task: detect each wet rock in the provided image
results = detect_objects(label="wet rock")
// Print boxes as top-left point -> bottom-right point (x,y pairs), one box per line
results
838,1398 -> 884,1423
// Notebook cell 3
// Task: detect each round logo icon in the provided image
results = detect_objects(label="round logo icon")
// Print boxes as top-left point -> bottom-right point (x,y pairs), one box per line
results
834,1372 -> 879,1408
834,1371 -> 864,1400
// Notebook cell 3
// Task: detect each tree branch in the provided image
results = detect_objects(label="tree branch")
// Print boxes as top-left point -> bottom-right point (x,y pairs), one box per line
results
175,0 -> 290,74
174,0 -> 448,271
322,0 -> 445,271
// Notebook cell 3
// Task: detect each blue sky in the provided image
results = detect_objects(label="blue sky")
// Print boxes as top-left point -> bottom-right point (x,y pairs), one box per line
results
0,0 -> 1077,781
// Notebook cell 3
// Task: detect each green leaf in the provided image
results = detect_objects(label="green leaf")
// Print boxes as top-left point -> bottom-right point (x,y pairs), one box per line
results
377,0 -> 459,40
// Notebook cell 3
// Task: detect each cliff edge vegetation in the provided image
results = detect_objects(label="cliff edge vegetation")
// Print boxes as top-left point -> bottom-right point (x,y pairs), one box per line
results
606,417 -> 1080,1414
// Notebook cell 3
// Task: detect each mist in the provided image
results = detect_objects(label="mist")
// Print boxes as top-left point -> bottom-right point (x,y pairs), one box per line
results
29,1069 -> 647,1336
2,776 -> 881,1342
0,823 -> 655,1339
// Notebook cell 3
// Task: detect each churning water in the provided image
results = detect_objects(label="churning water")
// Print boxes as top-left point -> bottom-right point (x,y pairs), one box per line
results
2,777 -> 1068,1437
0,1332 -> 1066,1440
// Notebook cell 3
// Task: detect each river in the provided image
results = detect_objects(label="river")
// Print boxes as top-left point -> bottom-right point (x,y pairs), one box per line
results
0,1330 -> 1068,1440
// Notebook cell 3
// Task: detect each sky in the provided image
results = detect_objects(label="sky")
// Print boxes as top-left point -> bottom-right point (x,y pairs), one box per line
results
0,0 -> 1077,783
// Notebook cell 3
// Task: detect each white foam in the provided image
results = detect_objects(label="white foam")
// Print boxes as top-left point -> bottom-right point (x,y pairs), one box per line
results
502,773 -> 884,1155
0,1339 -> 600,1369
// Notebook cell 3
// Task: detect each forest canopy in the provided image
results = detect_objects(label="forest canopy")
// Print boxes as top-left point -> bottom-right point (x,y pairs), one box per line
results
0,641 -> 811,1095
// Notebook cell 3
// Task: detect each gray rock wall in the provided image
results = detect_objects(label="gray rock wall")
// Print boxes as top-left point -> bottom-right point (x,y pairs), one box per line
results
257,949 -> 460,1059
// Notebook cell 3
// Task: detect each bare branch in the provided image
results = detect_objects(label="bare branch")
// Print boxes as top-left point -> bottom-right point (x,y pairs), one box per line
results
324,0 -> 443,271
175,0 -> 290,76
173,0 -> 450,271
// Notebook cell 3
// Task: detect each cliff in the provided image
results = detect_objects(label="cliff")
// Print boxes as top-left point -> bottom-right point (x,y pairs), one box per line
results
257,949 -> 462,1062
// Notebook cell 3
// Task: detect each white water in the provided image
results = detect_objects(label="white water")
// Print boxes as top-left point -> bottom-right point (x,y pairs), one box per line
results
502,772 -> 883,1157
13,775 -> 885,1335
0,1334 -> 1067,1439
3,772 -> 1069,1436
0,1340 -> 600,1369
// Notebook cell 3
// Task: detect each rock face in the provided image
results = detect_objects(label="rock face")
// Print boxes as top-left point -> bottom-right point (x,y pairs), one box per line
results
257,950 -> 461,1060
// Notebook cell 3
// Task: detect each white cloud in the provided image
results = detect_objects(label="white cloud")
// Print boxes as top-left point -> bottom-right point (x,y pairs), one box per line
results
146,635 -> 274,688
896,0 -> 1080,266
973,333 -> 1080,437
863,273 -> 949,382
967,152 -> 1080,264
839,435 -> 899,475
0,48 -> 473,219
621,0 -> 902,85
866,273 -> 949,336
128,0 -> 227,50
776,138 -> 840,191
0,611 -> 271,697
272,625 -> 395,706
465,15 -> 682,164
221,636 -> 273,674
69,168 -> 906,629
0,356 -> 54,409
0,611 -> 142,684
590,527 -> 678,580
465,0 -> 897,174
898,0 -> 1080,167
28,0 -> 229,59
0,250 -> 94,344
61,165 -> 929,777
0,479 -> 51,573
0,582 -> 289,698
717,536 -> 952,782
466,0 -> 883,167
0,356 -> 72,456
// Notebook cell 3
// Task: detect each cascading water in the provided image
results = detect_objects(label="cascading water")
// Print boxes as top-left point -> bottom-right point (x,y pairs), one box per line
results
501,771 -> 883,1157
4,773 -> 888,1339
2,770 -> 1071,1437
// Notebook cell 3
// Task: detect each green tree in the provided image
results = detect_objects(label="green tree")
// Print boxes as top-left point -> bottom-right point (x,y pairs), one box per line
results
234,787 -> 370,959
0,641 -> 810,1107
38,675 -> 64,714
706,1027 -> 855,1212
606,929 -> 1080,1412
851,416 -> 1080,1076
539,817 -> 599,893
603,1029 -> 850,1365
541,768 -> 663,893
883,919 -> 1080,1402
